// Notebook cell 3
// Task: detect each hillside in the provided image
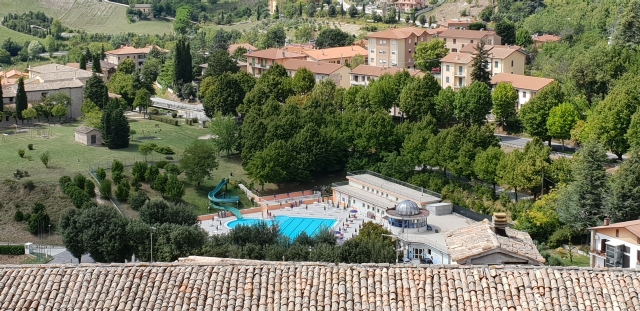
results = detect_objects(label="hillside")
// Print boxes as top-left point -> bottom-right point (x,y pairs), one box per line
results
426,0 -> 491,22
0,26 -> 43,45
0,0 -> 174,35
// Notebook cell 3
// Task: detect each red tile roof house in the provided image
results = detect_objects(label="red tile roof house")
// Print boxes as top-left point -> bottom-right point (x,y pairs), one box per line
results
244,48 -> 307,78
1,258 -> 640,310
282,59 -> 352,89
105,45 -> 169,70
490,73 -> 555,110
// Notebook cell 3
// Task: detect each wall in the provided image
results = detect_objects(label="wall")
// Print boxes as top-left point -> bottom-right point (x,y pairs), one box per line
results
499,52 -> 525,75
452,204 -> 491,222
330,66 -> 352,89
591,231 -> 640,268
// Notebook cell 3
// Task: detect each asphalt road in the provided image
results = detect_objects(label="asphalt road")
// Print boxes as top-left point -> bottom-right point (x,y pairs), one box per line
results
496,134 -> 625,160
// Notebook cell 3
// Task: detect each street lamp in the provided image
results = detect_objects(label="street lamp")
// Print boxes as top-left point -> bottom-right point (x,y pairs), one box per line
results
150,226 -> 156,263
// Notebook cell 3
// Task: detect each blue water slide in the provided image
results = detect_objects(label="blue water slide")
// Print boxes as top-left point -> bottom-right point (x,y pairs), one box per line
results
208,178 -> 243,219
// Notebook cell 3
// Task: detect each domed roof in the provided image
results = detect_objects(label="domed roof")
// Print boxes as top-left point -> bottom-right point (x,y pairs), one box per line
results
395,200 -> 420,216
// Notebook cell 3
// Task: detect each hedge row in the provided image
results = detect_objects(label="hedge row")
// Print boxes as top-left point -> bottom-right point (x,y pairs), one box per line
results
0,245 -> 24,255
150,115 -> 179,126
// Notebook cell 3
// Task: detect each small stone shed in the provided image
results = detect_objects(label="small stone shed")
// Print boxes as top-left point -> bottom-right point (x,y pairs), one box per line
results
74,126 -> 102,146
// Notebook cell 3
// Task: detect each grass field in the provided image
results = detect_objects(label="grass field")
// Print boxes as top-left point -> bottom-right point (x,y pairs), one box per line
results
0,0 -> 174,35
0,26 -> 44,45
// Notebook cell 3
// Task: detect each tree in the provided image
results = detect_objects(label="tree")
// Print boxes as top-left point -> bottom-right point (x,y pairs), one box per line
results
164,174 -> 186,201
44,35 -> 57,53
516,28 -> 533,46
84,74 -> 109,109
315,28 -> 354,49
306,2 -> 316,17
209,111 -> 239,155
246,140 -> 292,189
261,25 -> 286,48
39,151 -> 50,168
153,173 -> 168,195
496,149 -> 525,201
627,108 -> 640,150
468,22 -> 487,30
414,39 -> 448,72
101,102 -> 130,149
117,58 -> 136,75
519,82 -> 564,145
76,205 -> 132,262
558,142 -> 608,233
399,75 -> 440,121
133,88 -> 151,117
108,73 -> 136,108
15,77 -> 27,124
79,52 -> 87,70
80,100 -> 102,128
205,50 -> 239,78
348,4 -> 358,18
92,53 -> 102,73
27,40 -> 44,57
495,20 -> 516,45
470,41 -> 490,85
138,143 -> 155,162
174,6 -> 192,35
491,82 -> 518,128
60,209 -> 86,263
547,103 -> 579,150
51,19 -> 63,38
348,54 -> 365,69
474,146 -> 504,191
435,87 -> 456,127
22,107 -> 37,124
100,179 -> 112,198
605,150 -> 640,222
613,0 -> 640,49
141,58 -> 161,92
454,81 -> 492,126
291,67 -> 315,95
179,140 -> 219,187
419,14 -> 427,27
203,73 -> 245,117
115,179 -> 130,201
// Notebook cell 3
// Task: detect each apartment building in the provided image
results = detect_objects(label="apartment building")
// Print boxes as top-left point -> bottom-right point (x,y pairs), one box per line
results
303,45 -> 368,66
438,18 -> 476,30
105,45 -> 169,70
366,27 -> 436,69
244,48 -> 307,78
589,218 -> 640,268
532,33 -> 562,46
438,29 -> 501,52
491,73 -> 555,110
440,45 -> 525,89
282,59 -> 352,89
395,0 -> 426,12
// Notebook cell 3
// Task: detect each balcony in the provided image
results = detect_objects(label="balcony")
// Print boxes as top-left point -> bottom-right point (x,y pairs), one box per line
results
454,71 -> 465,77
252,63 -> 270,69
453,84 -> 465,89
590,249 -> 605,258
351,80 -> 367,86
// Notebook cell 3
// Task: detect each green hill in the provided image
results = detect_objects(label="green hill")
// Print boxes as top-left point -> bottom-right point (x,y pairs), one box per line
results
0,0 -> 174,35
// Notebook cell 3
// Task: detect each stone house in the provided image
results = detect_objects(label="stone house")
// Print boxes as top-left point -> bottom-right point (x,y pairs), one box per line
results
74,126 -> 103,146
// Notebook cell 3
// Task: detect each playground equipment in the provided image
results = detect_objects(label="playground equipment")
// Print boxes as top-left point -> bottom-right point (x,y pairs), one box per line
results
208,178 -> 243,219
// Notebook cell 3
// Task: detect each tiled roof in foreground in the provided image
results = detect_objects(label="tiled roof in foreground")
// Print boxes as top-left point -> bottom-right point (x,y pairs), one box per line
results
2,257 -> 640,310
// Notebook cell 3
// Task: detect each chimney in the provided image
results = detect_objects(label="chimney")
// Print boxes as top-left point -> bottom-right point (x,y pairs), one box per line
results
492,213 -> 508,237
604,217 -> 610,226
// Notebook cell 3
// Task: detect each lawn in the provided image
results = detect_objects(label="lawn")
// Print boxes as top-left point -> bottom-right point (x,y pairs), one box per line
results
0,26 -> 44,45
0,0 -> 174,35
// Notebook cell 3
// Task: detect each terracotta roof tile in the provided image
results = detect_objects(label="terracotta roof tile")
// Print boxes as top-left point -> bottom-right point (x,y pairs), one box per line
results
367,27 -> 429,39
491,73 -> 555,91
228,43 -> 257,55
533,34 -> 562,43
445,221 -> 546,264
1,260 -> 640,310
106,45 -> 168,55
439,29 -> 497,39
244,48 -> 307,60
440,52 -> 474,64
282,59 -> 346,75
590,219 -> 640,238
350,65 -> 423,77
303,45 -> 367,61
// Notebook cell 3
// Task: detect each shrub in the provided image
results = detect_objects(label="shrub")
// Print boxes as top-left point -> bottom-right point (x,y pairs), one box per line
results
25,155 -> 33,161
84,179 -> 96,197
32,202 -> 45,214
548,226 -> 573,248
112,171 -> 124,185
18,149 -> 25,158
96,167 -> 106,181
171,111 -> 178,118
73,174 -> 87,191
66,186 -> 91,208
22,180 -> 35,191
132,161 -> 148,181
13,170 -> 29,180
28,144 -> 33,150
40,151 -> 50,168
165,155 -> 173,160
100,179 -> 112,198
28,212 -> 50,235
547,255 -> 565,266
112,159 -> 124,174
0,245 -> 24,255
129,190 -> 149,211
13,210 -> 24,222
164,163 -> 182,175
115,179 -> 131,201
151,108 -> 159,115
59,176 -> 72,188
154,146 -> 175,155
155,161 -> 168,169
145,165 -> 160,182
150,115 -> 179,126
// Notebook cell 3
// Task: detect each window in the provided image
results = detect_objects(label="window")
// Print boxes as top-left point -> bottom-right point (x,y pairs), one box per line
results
600,239 -> 608,252
446,65 -> 450,72
470,40 -> 474,43
453,39 -> 457,44
461,44 -> 465,48
533,92 -> 537,97
409,39 -> 412,43
511,60 -> 514,67
522,91 -> 527,98
370,49 -> 375,53
421,37 -> 424,42
379,40 -> 387,44
494,61 -> 498,68
41,92 -> 48,98
370,58 -> 374,63
488,39 -> 493,44
616,229 -> 620,237
118,57 -> 120,60
9,97 -> 14,103
392,40 -> 397,45
408,49 -> 412,53
392,50 -> 396,55
445,77 -> 449,83
452,48 -> 457,52
362,203 -> 364,207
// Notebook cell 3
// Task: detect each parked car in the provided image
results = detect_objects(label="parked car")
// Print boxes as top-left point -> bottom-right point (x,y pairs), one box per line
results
420,258 -> 433,264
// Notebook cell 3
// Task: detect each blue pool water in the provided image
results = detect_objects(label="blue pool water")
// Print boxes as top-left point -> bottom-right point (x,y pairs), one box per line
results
227,216 -> 336,239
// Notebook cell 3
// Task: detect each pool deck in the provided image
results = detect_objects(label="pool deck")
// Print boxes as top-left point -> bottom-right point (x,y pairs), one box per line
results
199,202 -> 369,243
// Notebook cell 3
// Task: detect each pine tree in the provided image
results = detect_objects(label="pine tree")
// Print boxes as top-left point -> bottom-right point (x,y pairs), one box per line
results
92,53 -> 102,73
79,52 -> 87,70
101,101 -> 130,149
184,42 -> 192,83
100,44 -> 105,60
470,40 -> 490,85
84,74 -> 109,109
15,77 -> 27,124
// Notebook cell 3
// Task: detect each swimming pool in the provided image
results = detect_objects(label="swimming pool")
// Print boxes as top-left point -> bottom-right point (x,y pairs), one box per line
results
227,216 -> 336,239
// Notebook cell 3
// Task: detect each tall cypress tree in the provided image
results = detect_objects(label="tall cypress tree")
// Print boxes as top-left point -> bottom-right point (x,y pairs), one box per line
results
184,42 -> 192,83
15,76 -> 27,124
173,38 -> 183,86
85,74 -> 109,109
79,52 -> 87,70
101,100 -> 130,149
92,53 -> 102,73
100,44 -> 105,60
0,77 -> 3,114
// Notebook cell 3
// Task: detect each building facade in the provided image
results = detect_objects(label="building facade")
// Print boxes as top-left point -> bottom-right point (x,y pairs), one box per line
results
244,48 -> 307,78
105,45 -> 168,70
282,59 -> 352,89
438,29 -> 501,52
303,46 -> 368,66
440,45 -> 526,89
589,218 -> 640,268
366,27 -> 436,69
438,18 -> 476,30
490,73 -> 555,110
